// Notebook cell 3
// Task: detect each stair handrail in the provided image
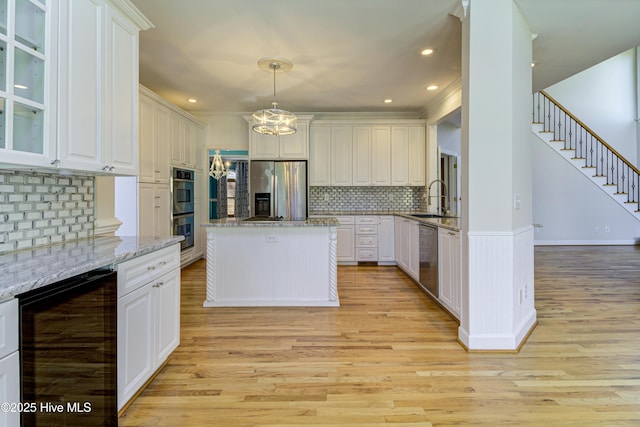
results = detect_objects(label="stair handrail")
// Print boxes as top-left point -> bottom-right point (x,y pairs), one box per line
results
538,90 -> 640,176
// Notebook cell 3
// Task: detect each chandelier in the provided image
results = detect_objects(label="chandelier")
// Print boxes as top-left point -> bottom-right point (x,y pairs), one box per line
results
251,58 -> 297,136
209,149 -> 227,180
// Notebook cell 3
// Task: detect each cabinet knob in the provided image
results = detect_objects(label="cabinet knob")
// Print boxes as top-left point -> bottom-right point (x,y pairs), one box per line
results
147,266 -> 156,271
102,165 -> 111,172
110,166 -> 116,172
50,159 -> 61,167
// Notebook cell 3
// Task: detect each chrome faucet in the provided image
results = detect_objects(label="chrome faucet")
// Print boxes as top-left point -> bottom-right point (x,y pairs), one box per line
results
427,179 -> 449,215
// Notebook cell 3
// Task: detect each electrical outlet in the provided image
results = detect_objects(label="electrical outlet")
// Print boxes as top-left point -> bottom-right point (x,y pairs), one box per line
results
324,193 -> 330,202
595,226 -> 599,233
388,194 -> 394,202
605,225 -> 610,233
265,234 -> 278,243
519,288 -> 523,305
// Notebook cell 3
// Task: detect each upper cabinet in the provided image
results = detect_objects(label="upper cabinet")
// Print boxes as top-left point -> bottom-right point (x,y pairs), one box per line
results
309,120 -> 425,187
246,116 -> 312,160
0,0 -> 57,168
57,0 -> 151,175
0,0 -> 152,175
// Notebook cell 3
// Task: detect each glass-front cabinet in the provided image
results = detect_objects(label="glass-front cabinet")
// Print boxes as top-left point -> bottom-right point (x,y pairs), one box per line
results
0,0 -> 56,167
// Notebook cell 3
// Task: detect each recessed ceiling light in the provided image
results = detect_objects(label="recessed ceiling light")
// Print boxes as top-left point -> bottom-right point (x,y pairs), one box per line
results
187,98 -> 197,103
384,99 -> 393,104
421,48 -> 434,56
426,85 -> 438,91
531,61 -> 537,67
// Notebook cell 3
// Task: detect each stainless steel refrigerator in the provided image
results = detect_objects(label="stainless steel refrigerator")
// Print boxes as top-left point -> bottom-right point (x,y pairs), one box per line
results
249,160 -> 308,220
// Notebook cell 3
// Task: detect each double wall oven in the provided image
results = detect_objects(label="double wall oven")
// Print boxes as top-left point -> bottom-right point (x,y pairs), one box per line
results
171,168 -> 195,250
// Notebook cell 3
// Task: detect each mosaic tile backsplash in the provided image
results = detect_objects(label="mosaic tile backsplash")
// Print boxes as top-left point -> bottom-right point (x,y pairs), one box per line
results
310,186 -> 428,212
0,171 -> 94,254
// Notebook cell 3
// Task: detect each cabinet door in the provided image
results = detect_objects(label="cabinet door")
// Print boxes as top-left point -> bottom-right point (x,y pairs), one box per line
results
250,131 -> 279,159
408,126 -> 426,186
0,352 -> 20,427
309,126 -> 331,186
394,217 -> 407,271
408,220 -> 420,280
378,216 -> 395,262
104,5 -> 139,175
170,113 -> 184,165
336,224 -> 355,262
331,127 -> 353,185
57,0 -> 105,172
155,105 -> 171,182
154,269 -> 181,365
438,229 -> 454,309
371,126 -> 391,185
352,127 -> 371,186
183,121 -> 195,168
154,184 -> 171,236
138,94 -> 155,183
138,183 -> 155,237
118,283 -> 154,409
279,122 -> 308,159
391,127 -> 409,186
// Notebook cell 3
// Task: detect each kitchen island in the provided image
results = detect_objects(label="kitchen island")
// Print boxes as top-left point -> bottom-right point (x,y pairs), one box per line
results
202,217 -> 340,307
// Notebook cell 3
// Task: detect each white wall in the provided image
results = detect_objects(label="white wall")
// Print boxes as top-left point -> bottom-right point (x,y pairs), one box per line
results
437,120 -> 461,155
532,135 -> 640,244
196,114 -> 249,150
534,48 -> 640,244
545,48 -> 638,163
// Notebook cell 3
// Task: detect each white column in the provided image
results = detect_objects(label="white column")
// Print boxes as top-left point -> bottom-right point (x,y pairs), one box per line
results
458,0 -> 536,350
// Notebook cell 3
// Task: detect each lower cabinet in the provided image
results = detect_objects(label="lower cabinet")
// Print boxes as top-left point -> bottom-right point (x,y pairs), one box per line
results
377,216 -> 395,263
336,216 -> 356,263
438,228 -> 461,319
117,244 -> 181,410
394,216 -> 419,281
0,299 -> 19,427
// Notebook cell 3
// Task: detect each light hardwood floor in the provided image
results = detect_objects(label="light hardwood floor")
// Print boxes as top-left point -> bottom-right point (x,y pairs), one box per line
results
119,245 -> 640,426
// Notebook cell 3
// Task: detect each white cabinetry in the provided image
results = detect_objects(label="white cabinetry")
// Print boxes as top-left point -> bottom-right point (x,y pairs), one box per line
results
248,118 -> 311,160
394,216 -> 420,281
377,216 -> 395,263
309,127 -> 331,186
0,0 -> 57,169
139,89 -> 171,183
335,216 -> 355,263
355,216 -> 378,261
170,111 -> 203,170
117,244 -> 181,409
309,121 -> 424,187
439,228 -> 461,319
0,299 -> 19,427
58,0 -> 148,175
352,127 -> 371,186
391,126 -> 425,186
371,127 -> 391,185
331,127 -> 353,185
138,182 -> 170,237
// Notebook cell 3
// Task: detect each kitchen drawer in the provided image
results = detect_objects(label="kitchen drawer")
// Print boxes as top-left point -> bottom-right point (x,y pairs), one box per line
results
118,244 -> 180,297
355,224 -> 378,234
0,299 -> 18,359
356,234 -> 378,248
335,216 -> 355,225
356,247 -> 378,261
356,216 -> 377,225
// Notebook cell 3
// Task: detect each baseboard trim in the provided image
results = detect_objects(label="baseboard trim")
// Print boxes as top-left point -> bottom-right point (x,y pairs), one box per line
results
535,239 -> 639,246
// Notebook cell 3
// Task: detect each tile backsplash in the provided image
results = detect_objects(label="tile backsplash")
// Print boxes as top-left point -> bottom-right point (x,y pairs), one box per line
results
310,186 -> 428,212
0,171 -> 94,254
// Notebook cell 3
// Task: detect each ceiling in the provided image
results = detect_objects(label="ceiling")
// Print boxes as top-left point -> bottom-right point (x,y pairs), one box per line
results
130,0 -> 640,116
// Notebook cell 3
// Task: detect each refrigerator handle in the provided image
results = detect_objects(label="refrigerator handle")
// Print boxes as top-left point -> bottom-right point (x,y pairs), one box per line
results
272,174 -> 277,218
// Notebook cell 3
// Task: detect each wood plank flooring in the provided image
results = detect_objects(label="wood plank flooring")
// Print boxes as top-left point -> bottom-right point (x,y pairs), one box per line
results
119,245 -> 640,426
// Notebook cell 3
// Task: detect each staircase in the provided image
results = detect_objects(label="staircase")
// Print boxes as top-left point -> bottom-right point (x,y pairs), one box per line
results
532,90 -> 640,220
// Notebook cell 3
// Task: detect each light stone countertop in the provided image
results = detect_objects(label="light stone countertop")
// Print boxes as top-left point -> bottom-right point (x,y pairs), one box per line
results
0,235 -> 184,300
203,217 -> 340,227
309,210 -> 461,232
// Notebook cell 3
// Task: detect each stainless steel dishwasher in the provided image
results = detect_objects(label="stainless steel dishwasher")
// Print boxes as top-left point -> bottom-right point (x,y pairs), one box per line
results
418,223 -> 438,297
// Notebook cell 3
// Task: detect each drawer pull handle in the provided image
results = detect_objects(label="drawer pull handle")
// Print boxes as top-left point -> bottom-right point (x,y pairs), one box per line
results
147,266 -> 156,271
159,261 -> 167,266
152,282 -> 164,288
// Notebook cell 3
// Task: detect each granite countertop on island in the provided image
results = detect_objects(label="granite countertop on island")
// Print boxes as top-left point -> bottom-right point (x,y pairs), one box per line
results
0,235 -> 184,300
203,217 -> 340,227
